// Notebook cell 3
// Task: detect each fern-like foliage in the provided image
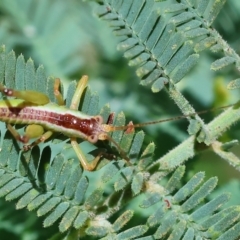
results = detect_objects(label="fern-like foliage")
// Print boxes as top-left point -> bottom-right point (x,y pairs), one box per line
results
95,0 -> 237,137
0,0 -> 240,239
96,0 -> 230,90
0,43 -> 239,239
94,0 -> 240,170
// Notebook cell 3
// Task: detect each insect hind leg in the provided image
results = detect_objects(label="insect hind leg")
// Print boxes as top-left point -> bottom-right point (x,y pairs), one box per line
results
23,129 -> 53,151
7,124 -> 29,144
0,83 -> 49,105
7,123 -> 53,151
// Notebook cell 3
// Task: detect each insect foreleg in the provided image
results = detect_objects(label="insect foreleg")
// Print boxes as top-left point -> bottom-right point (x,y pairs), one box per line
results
54,78 -> 65,106
67,75 -> 107,170
70,75 -> 88,110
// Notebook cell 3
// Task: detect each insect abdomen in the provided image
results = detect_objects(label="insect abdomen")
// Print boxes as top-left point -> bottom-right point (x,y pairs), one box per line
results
0,106 -> 100,139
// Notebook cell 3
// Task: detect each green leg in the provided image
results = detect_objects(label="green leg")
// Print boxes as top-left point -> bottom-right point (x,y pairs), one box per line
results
54,78 -> 65,106
0,82 -> 52,149
69,75 -> 103,171
23,129 -> 53,151
7,123 -> 53,150
20,79 -> 64,149
71,137 -> 102,171
0,83 -> 50,105
70,75 -> 88,110
7,124 -> 29,143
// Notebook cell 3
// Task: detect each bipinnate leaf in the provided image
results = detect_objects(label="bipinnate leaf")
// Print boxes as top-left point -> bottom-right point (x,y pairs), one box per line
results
37,197 -> 62,217
206,0 -> 227,26
181,177 -> 218,212
0,178 -> 22,197
112,210 -> 134,232
165,165 -> 185,194
167,220 -> 186,240
96,0 -> 231,94
6,182 -> 32,201
1,1 -> 240,235
217,223 -> 240,240
73,176 -> 89,205
86,224 -> 109,238
211,56 -> 236,71
27,193 -> 53,211
101,161 -> 124,183
85,189 -> 103,209
16,189 -> 40,209
154,211 -> 178,238
117,225 -> 148,239
138,143 -> 155,170
147,207 -> 165,227
207,207 -> 240,239
182,228 -> 194,240
191,193 -> 230,222
170,54 -> 199,84
227,78 -> 240,90
95,0 -> 240,150
114,167 -> 134,191
59,206 -> 79,232
5,50 -> 16,88
131,172 -> 144,195
43,202 -> 70,227
140,193 -> 162,208
73,211 -> 89,229
173,172 -> 205,203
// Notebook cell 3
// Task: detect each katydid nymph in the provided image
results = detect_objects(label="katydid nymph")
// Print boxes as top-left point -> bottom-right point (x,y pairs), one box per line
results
0,76 -> 234,171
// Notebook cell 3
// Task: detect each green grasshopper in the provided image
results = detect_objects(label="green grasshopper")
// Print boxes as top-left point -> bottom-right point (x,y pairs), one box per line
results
0,75 -> 233,171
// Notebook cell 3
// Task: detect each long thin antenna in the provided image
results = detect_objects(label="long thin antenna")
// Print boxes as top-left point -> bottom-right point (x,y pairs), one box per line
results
104,134 -> 131,164
108,103 -> 236,132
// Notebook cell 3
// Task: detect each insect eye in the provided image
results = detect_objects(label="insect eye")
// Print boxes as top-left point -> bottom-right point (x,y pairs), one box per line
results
88,135 -> 98,143
4,88 -> 13,96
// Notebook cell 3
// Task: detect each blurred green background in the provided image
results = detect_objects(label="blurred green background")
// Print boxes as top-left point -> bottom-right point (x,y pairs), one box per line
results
0,0 -> 240,239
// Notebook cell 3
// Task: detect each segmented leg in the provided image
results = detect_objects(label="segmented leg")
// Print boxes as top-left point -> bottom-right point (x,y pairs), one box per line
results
70,75 -> 88,110
0,83 -> 52,150
71,137 -> 102,171
22,78 -> 65,150
7,123 -> 52,151
17,78 -> 65,150
7,124 -> 29,144
0,83 -> 50,105
23,130 -> 53,151
70,75 -> 103,171
54,78 -> 65,106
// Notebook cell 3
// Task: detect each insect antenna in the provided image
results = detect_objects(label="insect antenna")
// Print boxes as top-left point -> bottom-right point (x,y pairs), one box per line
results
101,102 -> 238,164
103,134 -> 131,165
107,103 -> 236,132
